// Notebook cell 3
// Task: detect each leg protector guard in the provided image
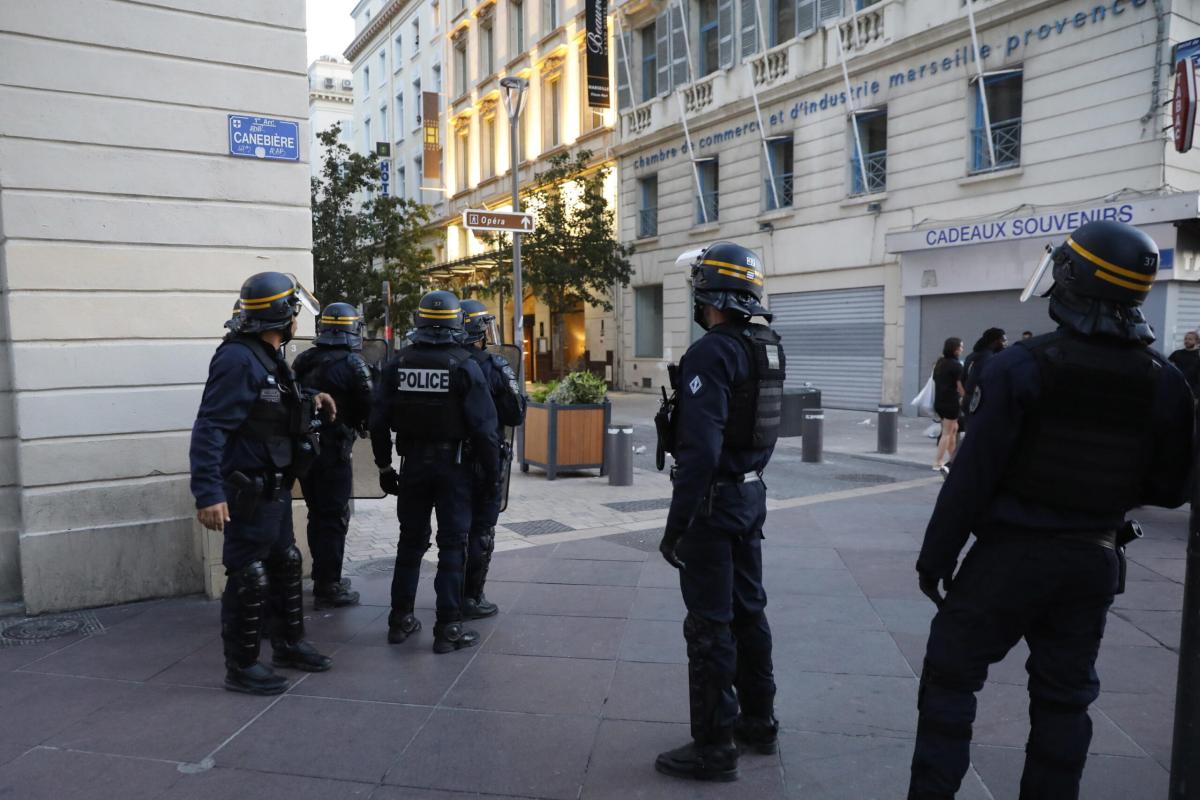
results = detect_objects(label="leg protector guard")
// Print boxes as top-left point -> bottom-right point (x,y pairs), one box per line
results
266,545 -> 305,646
465,526 -> 496,602
683,613 -> 737,746
221,561 -> 268,669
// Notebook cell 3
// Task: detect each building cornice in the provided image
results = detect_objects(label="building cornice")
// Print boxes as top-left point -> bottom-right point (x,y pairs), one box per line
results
345,0 -> 410,62
309,92 -> 355,105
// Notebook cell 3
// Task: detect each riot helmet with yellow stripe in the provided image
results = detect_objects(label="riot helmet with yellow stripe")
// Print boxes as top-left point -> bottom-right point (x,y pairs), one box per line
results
459,298 -> 495,345
687,241 -> 772,329
410,289 -> 464,345
315,302 -> 364,349
234,272 -> 318,341
1024,220 -> 1159,343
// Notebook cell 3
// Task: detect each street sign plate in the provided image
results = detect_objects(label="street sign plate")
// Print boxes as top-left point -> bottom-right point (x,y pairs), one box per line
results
462,209 -> 534,233
227,115 -> 300,161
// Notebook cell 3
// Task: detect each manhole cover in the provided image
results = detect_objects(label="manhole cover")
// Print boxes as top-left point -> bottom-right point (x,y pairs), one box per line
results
603,498 -> 672,513
601,529 -> 664,554
503,519 -> 575,536
0,611 -> 103,647
834,474 -> 896,484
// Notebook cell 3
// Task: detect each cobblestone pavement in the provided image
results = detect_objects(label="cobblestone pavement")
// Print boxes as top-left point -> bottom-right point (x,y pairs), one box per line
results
0,479 -> 1186,799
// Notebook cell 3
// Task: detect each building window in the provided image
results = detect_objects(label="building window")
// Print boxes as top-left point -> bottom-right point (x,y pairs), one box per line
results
696,158 -> 718,223
363,65 -> 371,97
396,93 -> 405,139
635,285 -> 664,358
433,63 -> 442,93
363,116 -> 372,154
413,19 -> 421,52
398,164 -> 407,198
850,107 -> 887,195
455,38 -> 468,96
654,5 -> 689,94
769,0 -> 793,46
482,114 -> 496,178
456,127 -> 470,191
640,25 -> 657,101
481,19 -> 495,76
637,175 -> 658,238
698,0 -> 720,76
764,136 -> 793,210
543,0 -> 558,31
797,0 -> 843,38
740,0 -> 759,57
511,0 -> 525,54
971,70 -> 1022,173
394,33 -> 404,65
544,76 -> 562,149
379,104 -> 388,141
378,51 -> 387,84
414,154 -> 423,188
581,49 -> 605,132
413,78 -> 423,129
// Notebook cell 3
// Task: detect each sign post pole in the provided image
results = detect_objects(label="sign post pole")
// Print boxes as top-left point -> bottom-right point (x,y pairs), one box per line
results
500,76 -> 529,468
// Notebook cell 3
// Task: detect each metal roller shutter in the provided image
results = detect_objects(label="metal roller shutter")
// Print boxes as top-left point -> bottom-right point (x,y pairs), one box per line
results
917,291 -> 1048,382
770,287 -> 884,410
1173,282 -> 1200,350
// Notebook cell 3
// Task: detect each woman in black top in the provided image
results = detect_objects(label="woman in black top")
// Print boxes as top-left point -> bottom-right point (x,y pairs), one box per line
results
932,337 -> 965,475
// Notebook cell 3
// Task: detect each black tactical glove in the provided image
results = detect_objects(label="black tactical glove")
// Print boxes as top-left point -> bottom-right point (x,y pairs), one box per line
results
917,569 -> 953,608
379,467 -> 401,496
659,527 -> 685,570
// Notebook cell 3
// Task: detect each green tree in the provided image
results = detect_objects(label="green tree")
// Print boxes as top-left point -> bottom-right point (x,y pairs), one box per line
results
474,151 -> 633,370
310,123 -> 431,336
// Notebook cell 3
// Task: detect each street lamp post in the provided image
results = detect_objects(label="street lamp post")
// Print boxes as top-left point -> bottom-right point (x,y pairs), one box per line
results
500,76 -> 529,388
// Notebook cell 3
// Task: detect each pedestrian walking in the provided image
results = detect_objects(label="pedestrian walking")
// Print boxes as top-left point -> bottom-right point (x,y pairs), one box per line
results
960,327 -> 1006,426
931,337 -> 965,475
1168,330 -> 1200,395
458,300 -> 526,620
655,242 -> 784,783
908,220 -> 1194,799
293,303 -> 374,610
370,290 -> 501,653
190,272 -> 335,695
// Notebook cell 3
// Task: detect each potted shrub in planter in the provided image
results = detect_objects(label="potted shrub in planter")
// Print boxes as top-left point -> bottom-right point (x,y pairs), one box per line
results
521,371 -> 611,480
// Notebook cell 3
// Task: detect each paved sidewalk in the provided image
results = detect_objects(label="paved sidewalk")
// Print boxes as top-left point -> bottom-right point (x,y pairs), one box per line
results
0,477 -> 1187,799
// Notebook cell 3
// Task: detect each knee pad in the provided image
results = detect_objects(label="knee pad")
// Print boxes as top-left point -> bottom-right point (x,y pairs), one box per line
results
478,527 -> 495,552
229,561 -> 268,597
267,545 -> 302,571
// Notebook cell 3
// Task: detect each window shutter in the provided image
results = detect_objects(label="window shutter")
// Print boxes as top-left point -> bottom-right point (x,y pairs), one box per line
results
817,0 -> 841,23
670,3 -> 689,88
718,0 -> 735,67
656,11 -> 671,95
617,31 -> 633,110
796,0 -> 816,34
740,0 -> 759,57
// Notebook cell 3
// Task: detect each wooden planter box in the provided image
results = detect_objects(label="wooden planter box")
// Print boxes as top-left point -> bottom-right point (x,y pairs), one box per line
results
520,400 -> 611,480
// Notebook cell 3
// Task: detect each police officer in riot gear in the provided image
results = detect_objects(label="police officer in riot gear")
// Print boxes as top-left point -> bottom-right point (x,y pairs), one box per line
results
458,299 -> 526,619
909,220 -> 1195,799
370,290 -> 501,653
191,272 -> 336,695
293,302 -> 374,609
655,242 -> 785,782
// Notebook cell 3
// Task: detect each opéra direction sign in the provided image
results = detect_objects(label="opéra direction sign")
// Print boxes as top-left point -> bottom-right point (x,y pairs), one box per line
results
462,209 -> 534,233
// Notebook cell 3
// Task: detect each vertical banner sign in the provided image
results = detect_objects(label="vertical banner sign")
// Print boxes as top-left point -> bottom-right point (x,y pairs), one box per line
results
380,159 -> 391,196
422,92 -> 441,181
1174,56 -> 1198,154
585,0 -> 610,108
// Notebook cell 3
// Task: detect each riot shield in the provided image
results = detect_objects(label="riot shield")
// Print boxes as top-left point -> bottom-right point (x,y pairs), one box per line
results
487,344 -> 522,513
284,337 -> 387,500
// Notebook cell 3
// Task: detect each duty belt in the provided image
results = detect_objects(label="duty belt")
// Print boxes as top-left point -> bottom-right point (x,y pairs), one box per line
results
1052,529 -> 1117,550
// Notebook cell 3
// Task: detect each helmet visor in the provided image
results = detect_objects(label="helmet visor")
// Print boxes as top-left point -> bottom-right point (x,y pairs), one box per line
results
1020,245 -> 1056,303
484,316 -> 501,345
287,275 -> 321,316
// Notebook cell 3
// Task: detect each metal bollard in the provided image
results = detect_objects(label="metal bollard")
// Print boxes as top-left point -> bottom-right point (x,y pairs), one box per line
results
877,404 -> 899,454
606,426 -> 634,486
801,409 -> 823,463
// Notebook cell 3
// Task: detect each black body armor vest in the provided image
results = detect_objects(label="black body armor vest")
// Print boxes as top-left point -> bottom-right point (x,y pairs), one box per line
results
709,323 -> 786,450
388,344 -> 470,442
470,348 -> 525,429
1000,331 -> 1160,514
222,337 -> 300,469
294,347 -> 355,433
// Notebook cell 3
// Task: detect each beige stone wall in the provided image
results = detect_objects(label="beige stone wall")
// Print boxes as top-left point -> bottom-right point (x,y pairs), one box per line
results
0,0 -> 313,612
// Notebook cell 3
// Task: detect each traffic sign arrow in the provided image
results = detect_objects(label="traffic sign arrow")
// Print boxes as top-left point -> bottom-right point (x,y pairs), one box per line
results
462,209 -> 535,233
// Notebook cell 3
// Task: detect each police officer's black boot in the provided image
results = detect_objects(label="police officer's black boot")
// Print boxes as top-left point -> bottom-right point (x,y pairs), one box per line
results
222,562 -> 289,696
387,602 -> 422,644
733,714 -> 779,755
267,546 -> 333,672
313,580 -> 360,610
655,735 -> 739,782
432,620 -> 479,654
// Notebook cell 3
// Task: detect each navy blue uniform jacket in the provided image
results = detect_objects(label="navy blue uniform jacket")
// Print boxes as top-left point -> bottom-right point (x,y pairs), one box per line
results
918,334 -> 1195,579
665,330 -> 774,538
